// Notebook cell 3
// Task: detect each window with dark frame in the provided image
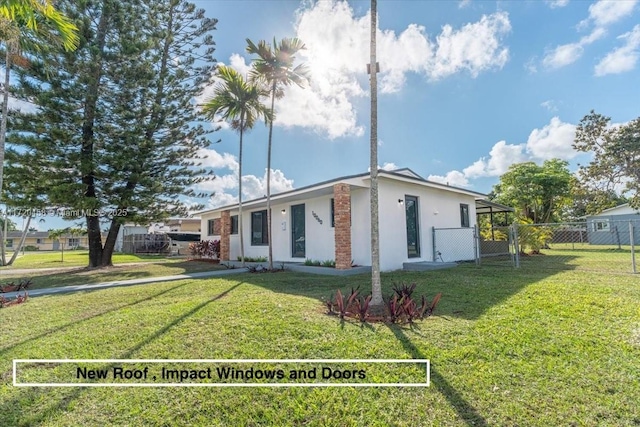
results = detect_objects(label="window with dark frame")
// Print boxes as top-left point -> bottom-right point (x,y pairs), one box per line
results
460,204 -> 470,228
330,198 -> 335,227
230,215 -> 238,235
207,219 -> 215,236
251,210 -> 269,245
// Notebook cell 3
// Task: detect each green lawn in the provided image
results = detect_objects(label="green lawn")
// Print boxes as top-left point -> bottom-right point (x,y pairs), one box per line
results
1,262 -> 639,426
3,250 -> 170,269
0,260 -> 226,290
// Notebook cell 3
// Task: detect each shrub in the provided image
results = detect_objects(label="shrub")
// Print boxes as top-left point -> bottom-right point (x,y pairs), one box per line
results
326,282 -> 442,324
237,256 -> 267,262
321,259 -> 336,268
23,245 -> 39,251
189,240 -> 220,259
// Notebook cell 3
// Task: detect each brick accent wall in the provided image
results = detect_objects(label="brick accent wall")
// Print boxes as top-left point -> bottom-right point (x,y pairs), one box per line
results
213,218 -> 221,235
220,210 -> 230,261
334,183 -> 352,270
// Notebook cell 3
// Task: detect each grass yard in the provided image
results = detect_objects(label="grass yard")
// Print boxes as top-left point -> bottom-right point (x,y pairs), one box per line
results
0,260 -> 227,290
3,250 -> 170,269
1,261 -> 639,426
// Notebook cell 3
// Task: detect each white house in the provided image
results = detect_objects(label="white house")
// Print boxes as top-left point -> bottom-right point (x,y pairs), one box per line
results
198,168 -> 505,271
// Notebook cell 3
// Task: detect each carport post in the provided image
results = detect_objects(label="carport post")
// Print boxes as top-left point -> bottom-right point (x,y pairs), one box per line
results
432,226 -> 436,262
630,221 -> 636,274
474,224 -> 480,266
512,224 -> 520,268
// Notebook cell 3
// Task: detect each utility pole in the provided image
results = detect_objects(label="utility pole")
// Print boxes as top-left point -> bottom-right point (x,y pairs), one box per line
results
368,0 -> 383,310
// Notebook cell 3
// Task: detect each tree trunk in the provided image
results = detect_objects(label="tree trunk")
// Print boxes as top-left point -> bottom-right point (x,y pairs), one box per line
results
100,217 -> 122,266
0,49 -> 11,267
266,83 -> 276,270
369,0 -> 383,309
81,1 -> 110,268
7,215 -> 31,265
238,112 -> 245,267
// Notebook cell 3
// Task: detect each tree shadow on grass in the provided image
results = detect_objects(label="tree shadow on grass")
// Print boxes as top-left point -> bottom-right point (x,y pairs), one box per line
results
0,282 -> 243,427
0,281 -> 192,357
0,260 -> 227,290
387,324 -> 489,427
239,257 -> 579,321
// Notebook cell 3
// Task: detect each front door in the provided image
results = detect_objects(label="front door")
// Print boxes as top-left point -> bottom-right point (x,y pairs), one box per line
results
405,195 -> 420,258
291,204 -> 305,258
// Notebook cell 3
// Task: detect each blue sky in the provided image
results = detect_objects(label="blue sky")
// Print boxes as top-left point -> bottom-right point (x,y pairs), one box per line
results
191,0 -> 640,210
23,0 -> 640,230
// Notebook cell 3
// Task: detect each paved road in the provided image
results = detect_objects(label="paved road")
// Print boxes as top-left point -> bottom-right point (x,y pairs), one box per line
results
0,268 -> 248,299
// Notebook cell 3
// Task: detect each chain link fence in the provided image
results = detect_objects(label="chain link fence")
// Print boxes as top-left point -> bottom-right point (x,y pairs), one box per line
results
434,220 -> 639,274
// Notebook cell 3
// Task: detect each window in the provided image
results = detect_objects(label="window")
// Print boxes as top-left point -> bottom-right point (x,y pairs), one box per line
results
593,220 -> 610,232
460,204 -> 470,228
230,215 -> 238,235
330,199 -> 335,227
68,238 -> 80,247
251,210 -> 269,245
36,238 -> 43,244
330,198 -> 351,227
207,219 -> 215,236
6,239 -> 13,248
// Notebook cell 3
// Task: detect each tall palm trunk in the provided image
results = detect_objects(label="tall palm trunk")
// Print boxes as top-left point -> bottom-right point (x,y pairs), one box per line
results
7,215 -> 30,265
369,0 -> 383,308
266,81 -> 276,270
238,111 -> 245,267
0,49 -> 11,266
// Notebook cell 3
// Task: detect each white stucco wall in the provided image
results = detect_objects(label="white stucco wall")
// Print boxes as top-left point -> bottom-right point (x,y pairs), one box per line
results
199,176 -> 481,269
378,178 -> 478,269
350,187 -> 372,267
202,195 -> 337,263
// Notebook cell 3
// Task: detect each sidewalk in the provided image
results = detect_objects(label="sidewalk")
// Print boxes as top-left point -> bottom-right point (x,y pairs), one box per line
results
0,268 -> 248,299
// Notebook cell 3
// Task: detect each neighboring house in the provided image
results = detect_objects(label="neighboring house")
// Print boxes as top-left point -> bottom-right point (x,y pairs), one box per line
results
586,203 -> 640,246
198,168 -> 510,271
4,231 -> 89,251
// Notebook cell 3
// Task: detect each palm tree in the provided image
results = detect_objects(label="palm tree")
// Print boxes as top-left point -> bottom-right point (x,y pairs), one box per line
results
0,0 -> 80,51
201,65 -> 271,267
246,37 -> 309,269
369,0 -> 383,311
0,0 -> 78,264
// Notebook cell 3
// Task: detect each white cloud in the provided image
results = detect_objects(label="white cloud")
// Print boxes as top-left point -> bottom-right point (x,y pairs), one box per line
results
196,148 -> 295,208
595,25 -> 640,76
459,0 -> 472,9
427,170 -> 470,188
543,42 -> 584,68
547,0 -> 569,9
207,1 -> 511,140
540,100 -> 558,112
541,0 -> 636,70
229,53 -> 251,79
432,117 -> 577,187
430,13 -> 511,80
463,140 -> 527,178
381,162 -> 398,171
586,0 -> 637,28
525,117 -> 577,160
198,148 -> 239,173
542,28 -> 606,69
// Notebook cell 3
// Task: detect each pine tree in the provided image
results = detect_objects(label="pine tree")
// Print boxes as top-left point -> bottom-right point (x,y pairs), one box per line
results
10,0 -> 217,267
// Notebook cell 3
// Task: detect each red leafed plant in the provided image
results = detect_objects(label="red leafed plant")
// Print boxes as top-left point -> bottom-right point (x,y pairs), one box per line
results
0,292 -> 29,308
188,240 -> 220,259
326,282 -> 442,324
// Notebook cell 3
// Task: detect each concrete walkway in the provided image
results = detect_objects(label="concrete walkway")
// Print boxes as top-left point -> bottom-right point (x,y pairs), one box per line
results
0,268 -> 248,299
